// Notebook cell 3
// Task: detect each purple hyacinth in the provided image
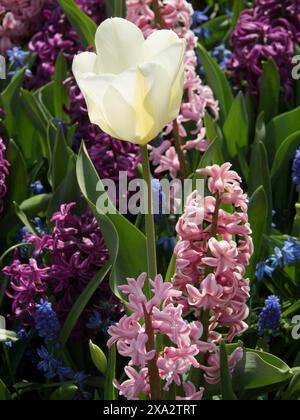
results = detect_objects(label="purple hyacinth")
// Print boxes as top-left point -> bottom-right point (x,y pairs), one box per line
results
28,0 -> 106,86
0,137 -> 9,215
258,295 -> 282,338
3,258 -> 49,324
228,7 -> 295,97
3,203 -> 122,340
256,0 -> 300,42
66,77 -> 141,183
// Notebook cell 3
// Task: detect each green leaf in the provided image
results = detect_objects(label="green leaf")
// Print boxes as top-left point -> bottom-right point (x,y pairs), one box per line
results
20,89 -> 48,156
0,68 -> 26,136
284,372 -> 300,400
0,379 -> 11,401
104,344 -> 116,400
20,194 -> 51,218
248,186 -> 268,273
259,59 -> 280,123
49,123 -> 74,189
282,300 -> 300,318
5,139 -> 28,208
223,92 -> 249,157
165,253 -> 176,282
57,0 -> 97,48
233,349 -> 293,391
47,153 -> 82,218
248,141 -> 272,231
14,202 -> 38,236
50,384 -> 78,400
89,340 -> 107,374
265,107 -> 300,162
198,43 -> 233,125
60,262 -> 111,346
53,52 -> 68,119
201,15 -> 229,50
76,144 -> 148,298
271,131 -> 300,179
220,341 -> 238,400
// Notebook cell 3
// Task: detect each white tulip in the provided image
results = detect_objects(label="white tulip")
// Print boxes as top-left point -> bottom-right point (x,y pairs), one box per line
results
0,315 -> 18,342
72,18 -> 186,145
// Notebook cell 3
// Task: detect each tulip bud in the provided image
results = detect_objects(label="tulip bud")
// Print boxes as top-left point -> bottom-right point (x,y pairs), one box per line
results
72,18 -> 185,145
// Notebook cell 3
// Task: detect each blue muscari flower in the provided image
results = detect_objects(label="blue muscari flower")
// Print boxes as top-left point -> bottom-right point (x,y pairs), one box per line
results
34,299 -> 60,344
192,7 -> 210,26
30,180 -> 44,195
268,247 -> 283,270
211,44 -> 232,70
33,217 -> 47,236
258,295 -> 281,338
86,311 -> 102,330
193,26 -> 211,39
255,261 -> 275,281
282,237 -> 300,265
292,147 -> 300,192
16,327 -> 28,341
225,8 -> 234,18
157,236 -> 176,254
52,118 -> 70,138
37,346 -> 73,381
16,226 -> 30,259
7,47 -> 29,68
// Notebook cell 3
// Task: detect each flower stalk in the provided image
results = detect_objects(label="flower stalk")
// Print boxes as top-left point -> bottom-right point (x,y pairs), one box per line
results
140,145 -> 158,282
114,0 -> 123,17
143,305 -> 161,400
173,119 -> 189,180
152,0 -> 163,28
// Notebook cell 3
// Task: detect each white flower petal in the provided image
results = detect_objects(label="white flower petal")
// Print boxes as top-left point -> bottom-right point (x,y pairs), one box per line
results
138,62 -> 174,141
72,51 -> 98,76
95,17 -> 145,74
143,30 -> 186,81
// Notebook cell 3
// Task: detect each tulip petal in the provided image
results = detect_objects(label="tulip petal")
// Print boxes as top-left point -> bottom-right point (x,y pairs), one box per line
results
144,30 -> 186,81
138,62 -> 174,141
72,51 -> 98,75
102,82 -> 138,143
169,60 -> 185,120
95,17 -> 145,74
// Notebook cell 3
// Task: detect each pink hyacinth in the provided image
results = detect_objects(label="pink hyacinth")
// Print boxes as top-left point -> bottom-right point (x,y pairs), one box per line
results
173,163 -> 252,346
126,0 -> 219,178
108,267 -> 244,399
199,347 -> 244,384
173,163 -> 253,341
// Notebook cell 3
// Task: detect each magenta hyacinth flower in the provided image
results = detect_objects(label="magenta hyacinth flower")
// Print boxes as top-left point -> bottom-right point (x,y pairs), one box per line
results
3,203 -> 122,339
228,2 -> 297,98
28,0 -> 106,86
0,137 -> 9,215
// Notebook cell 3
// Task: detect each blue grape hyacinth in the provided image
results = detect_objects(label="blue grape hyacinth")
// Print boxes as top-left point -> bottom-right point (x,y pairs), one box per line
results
258,295 -> 282,338
34,299 -> 60,344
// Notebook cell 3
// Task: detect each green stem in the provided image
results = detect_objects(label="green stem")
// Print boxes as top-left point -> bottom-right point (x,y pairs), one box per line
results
140,145 -> 157,281
152,0 -> 163,27
143,306 -> 161,400
114,0 -> 123,17
173,119 -> 189,180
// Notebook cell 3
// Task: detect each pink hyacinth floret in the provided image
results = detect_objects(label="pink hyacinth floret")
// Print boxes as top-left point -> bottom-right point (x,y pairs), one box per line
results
108,267 -> 244,399
174,163 -> 253,343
